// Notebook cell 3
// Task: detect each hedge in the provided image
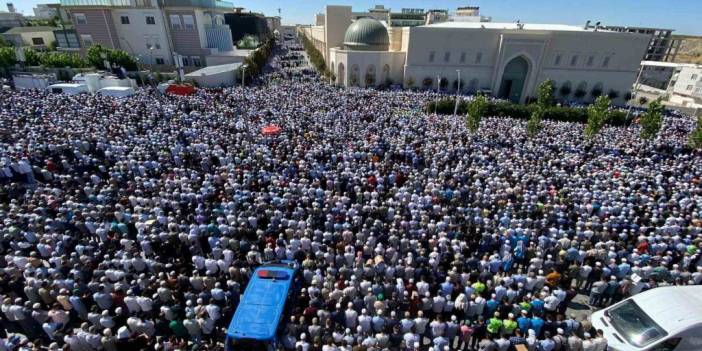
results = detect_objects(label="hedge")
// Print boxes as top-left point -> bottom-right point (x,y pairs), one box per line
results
426,99 -> 629,126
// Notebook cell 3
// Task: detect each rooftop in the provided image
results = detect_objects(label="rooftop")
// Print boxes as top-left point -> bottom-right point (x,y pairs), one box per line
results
423,21 -> 603,32
60,0 -> 235,9
2,26 -> 59,34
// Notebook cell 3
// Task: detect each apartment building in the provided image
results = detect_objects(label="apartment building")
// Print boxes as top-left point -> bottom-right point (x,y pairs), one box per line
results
60,0 -> 237,69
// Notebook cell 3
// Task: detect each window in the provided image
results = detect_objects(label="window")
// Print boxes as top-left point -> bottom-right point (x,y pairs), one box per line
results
428,51 -> 435,63
120,15 -> 130,24
182,57 -> 190,66
193,57 -> 201,67
687,85 -> 694,91
155,57 -> 165,65
182,15 -> 195,30
146,16 -> 156,25
80,34 -> 94,47
602,56 -> 610,68
607,300 -> 667,348
475,52 -> 482,64
570,55 -> 578,66
460,52 -> 466,63
31,37 -> 45,45
74,13 -> 87,24
444,51 -> 450,63
692,74 -> 698,80
554,54 -> 561,66
587,56 -> 594,67
169,14 -> 182,30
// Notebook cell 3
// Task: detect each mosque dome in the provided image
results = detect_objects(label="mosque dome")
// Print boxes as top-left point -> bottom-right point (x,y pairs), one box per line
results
343,18 -> 390,51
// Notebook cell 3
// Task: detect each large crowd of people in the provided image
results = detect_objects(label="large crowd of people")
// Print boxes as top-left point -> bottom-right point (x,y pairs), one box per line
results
0,34 -> 701,351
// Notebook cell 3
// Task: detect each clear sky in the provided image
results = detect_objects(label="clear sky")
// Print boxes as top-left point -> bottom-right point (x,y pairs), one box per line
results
8,0 -> 702,35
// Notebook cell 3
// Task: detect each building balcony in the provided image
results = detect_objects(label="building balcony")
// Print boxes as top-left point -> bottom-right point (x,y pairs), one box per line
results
60,0 -> 152,6
205,24 -> 234,52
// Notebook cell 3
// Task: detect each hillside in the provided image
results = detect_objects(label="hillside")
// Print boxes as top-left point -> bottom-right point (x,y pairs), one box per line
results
673,35 -> 702,64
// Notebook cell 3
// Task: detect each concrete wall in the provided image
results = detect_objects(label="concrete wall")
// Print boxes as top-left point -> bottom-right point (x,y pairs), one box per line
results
330,49 -> 405,87
111,8 -> 173,65
324,5 -> 352,62
404,26 -> 649,104
672,66 -> 702,99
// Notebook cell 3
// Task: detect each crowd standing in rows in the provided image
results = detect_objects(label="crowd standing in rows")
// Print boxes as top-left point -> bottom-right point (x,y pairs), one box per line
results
0,34 -> 701,351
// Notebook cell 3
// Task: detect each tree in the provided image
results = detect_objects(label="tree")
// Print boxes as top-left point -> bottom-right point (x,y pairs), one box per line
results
466,95 -> 488,133
527,107 -> 543,137
87,44 -> 109,69
537,80 -> 554,107
607,90 -> 620,100
23,48 -> 41,66
452,79 -> 464,91
689,115 -> 702,149
585,96 -> 611,139
0,47 -> 16,67
0,37 -> 12,48
108,49 -> 138,71
639,98 -> 664,139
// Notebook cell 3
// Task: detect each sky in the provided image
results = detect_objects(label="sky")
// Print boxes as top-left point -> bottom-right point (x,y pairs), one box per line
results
8,0 -> 702,35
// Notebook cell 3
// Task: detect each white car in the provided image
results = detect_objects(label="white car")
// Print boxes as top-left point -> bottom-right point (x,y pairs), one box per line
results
590,285 -> 702,350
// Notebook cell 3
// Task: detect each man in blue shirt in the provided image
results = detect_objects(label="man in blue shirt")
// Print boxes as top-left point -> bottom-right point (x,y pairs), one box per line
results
516,310 -> 531,334
531,313 -> 545,338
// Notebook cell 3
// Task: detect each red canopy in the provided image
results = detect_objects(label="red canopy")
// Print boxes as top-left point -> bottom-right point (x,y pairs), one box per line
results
261,124 -> 281,136
165,84 -> 196,96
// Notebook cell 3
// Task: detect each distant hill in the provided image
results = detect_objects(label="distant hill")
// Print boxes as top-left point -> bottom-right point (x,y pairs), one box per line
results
673,35 -> 702,64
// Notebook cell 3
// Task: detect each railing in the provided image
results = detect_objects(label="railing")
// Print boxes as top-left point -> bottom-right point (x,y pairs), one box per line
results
60,0 -> 153,6
161,0 -> 234,8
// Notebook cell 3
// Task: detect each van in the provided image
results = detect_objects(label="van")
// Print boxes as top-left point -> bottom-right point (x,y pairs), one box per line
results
46,83 -> 88,95
590,285 -> 702,350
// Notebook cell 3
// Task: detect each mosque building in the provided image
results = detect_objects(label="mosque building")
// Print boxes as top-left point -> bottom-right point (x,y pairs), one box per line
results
301,5 -> 650,104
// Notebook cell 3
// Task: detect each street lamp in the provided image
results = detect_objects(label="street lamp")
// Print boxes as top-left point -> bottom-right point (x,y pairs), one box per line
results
453,69 -> 461,116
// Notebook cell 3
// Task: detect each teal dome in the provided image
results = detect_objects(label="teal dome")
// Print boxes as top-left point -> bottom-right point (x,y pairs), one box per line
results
343,18 -> 389,51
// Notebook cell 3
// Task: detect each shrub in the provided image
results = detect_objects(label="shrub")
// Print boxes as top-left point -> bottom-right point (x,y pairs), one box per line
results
607,90 -> 620,100
300,34 -> 326,75
574,89 -> 586,99
559,85 -> 572,97
422,77 -> 433,89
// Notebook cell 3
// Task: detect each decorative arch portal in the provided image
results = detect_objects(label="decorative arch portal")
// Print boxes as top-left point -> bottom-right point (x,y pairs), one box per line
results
381,64 -> 390,85
365,65 -> 376,87
337,62 -> 345,86
350,64 -> 360,87
498,56 -> 530,103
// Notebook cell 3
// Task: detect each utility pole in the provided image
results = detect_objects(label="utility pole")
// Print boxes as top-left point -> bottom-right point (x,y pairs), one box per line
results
453,70 -> 461,116
626,64 -> 645,120
241,65 -> 247,87
436,74 -> 440,94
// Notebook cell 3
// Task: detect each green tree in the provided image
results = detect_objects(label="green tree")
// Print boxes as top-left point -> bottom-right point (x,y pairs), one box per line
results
527,107 -> 543,137
466,95 -> 488,133
0,47 -> 16,67
639,98 -> 664,139
23,48 -> 41,66
584,96 -> 611,139
108,49 -> 138,71
0,37 -> 12,48
689,115 -> 702,149
87,44 -> 109,68
537,80 -> 554,107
